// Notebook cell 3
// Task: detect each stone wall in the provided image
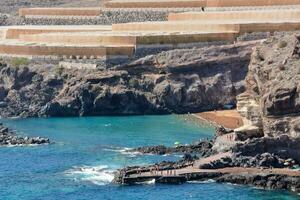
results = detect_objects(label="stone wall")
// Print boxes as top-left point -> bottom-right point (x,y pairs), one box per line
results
16,7 -> 208,26
0,14 -> 8,26
19,10 -> 170,25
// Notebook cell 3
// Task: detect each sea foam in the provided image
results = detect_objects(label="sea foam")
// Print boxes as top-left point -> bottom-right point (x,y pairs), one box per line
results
65,165 -> 115,185
103,146 -> 143,157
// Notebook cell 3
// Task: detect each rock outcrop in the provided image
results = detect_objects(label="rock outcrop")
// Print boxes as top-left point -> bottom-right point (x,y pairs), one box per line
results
236,33 -> 300,138
0,41 -> 256,118
0,123 -> 50,146
131,140 -> 214,156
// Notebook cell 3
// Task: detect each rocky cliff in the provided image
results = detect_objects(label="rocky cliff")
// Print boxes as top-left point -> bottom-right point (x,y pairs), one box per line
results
0,41 -> 256,118
236,33 -> 300,138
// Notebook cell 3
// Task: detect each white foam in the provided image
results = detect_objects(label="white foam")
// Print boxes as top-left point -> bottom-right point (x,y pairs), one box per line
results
103,147 -> 133,153
136,179 -> 156,185
188,179 -> 216,184
103,147 -> 143,157
4,143 -> 49,148
65,165 -> 115,185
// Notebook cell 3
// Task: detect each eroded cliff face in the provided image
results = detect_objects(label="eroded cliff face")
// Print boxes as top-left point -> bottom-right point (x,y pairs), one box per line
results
0,41 -> 256,118
237,34 -> 300,138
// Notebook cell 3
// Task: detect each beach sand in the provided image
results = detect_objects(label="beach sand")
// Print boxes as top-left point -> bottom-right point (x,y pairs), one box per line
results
194,110 -> 243,129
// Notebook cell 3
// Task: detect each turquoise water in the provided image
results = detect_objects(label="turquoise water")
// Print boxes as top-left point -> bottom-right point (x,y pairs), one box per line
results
0,115 -> 299,200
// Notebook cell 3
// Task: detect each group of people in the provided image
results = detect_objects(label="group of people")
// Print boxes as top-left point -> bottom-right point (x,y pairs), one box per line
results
149,166 -> 177,176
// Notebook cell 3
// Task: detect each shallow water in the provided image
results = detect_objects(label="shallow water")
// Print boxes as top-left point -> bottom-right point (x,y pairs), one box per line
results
0,115 -> 299,200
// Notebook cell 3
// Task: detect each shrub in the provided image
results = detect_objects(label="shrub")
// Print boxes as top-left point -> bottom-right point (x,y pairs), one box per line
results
11,57 -> 29,67
277,40 -> 287,48
53,65 -> 64,75
129,78 -> 139,88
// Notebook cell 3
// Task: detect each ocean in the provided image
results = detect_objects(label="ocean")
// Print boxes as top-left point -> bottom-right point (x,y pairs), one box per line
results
0,115 -> 298,200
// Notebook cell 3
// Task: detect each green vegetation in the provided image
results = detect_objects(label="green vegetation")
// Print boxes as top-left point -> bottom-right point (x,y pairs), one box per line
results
10,57 -> 29,67
53,65 -> 64,75
277,40 -> 287,48
129,78 -> 139,88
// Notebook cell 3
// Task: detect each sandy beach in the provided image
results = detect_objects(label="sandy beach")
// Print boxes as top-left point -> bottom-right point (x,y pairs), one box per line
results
194,110 -> 243,129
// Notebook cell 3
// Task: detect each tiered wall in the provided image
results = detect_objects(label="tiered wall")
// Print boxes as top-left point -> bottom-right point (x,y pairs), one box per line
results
2,0 -> 300,63
168,10 -> 300,34
0,42 -> 134,58
19,8 -> 102,17
206,0 -> 300,7
4,26 -> 111,39
105,0 -> 300,8
104,0 -> 206,8
168,10 -> 300,21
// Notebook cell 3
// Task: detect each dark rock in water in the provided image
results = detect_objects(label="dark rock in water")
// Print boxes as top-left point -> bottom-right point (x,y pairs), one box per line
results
131,140 -> 214,157
216,174 -> 300,192
0,123 -> 50,146
0,101 -> 7,108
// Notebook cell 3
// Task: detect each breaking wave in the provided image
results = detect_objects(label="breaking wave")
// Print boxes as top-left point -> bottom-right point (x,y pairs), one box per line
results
188,179 -> 216,184
103,146 -> 143,157
65,165 -> 115,185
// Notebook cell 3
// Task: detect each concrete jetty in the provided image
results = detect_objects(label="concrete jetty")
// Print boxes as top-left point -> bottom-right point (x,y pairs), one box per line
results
118,151 -> 300,185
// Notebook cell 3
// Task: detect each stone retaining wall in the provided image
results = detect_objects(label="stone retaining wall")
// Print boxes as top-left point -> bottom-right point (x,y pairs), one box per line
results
0,14 -> 8,26
18,8 -> 206,25
20,10 -> 170,25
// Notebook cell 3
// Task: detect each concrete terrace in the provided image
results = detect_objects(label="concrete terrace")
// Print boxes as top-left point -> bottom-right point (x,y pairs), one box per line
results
18,31 -> 238,45
19,7 -> 102,17
105,0 -> 300,8
1,25 -> 112,39
2,0 -> 300,61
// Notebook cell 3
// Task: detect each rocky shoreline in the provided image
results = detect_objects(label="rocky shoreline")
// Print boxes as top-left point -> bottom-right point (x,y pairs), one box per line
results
0,1 -> 299,193
113,129 -> 300,192
0,123 -> 50,146
112,33 -> 300,193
